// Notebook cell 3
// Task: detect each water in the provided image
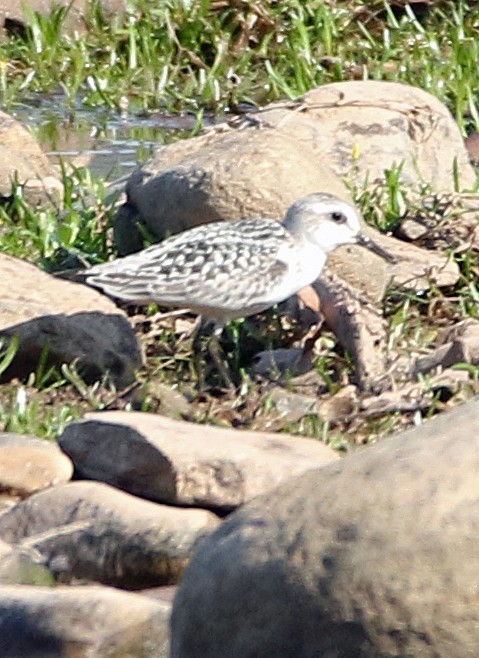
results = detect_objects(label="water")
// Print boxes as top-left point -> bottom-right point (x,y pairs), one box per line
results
10,94 -> 203,181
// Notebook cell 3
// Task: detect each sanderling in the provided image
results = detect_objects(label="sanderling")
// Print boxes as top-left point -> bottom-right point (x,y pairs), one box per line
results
85,193 -> 395,388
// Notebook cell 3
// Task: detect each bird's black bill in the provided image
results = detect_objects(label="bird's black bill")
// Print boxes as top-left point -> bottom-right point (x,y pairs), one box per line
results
356,234 -> 398,264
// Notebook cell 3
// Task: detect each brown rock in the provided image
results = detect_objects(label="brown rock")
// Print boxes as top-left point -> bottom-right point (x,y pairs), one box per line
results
0,481 -> 219,588
0,432 -> 73,496
0,253 -> 142,388
0,111 -> 62,204
414,318 -> 479,375
465,131 -> 479,166
0,584 -> 171,658
314,271 -> 389,391
171,398 -> 479,658
124,127 -> 347,243
0,0 -> 127,39
59,410 -> 339,511
288,81 -> 475,192
117,80 -> 474,254
318,385 -> 358,423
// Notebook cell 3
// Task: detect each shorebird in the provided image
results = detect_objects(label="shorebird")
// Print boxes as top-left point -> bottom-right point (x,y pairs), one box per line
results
84,193 -> 395,388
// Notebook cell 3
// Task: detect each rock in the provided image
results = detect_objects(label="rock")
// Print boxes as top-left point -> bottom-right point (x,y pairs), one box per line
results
0,481 -> 219,588
313,271 -> 389,392
0,584 -> 171,658
266,387 -> 320,423
116,80 -> 474,255
360,369 -> 470,418
465,131 -> 479,166
253,347 -> 315,380
414,318 -> 479,375
261,385 -> 357,429
318,385 -> 358,423
0,432 -> 73,497
141,381 -> 191,418
59,411 -> 339,512
0,539 -> 54,585
327,226 -> 460,300
123,127 -> 347,244
283,81 -> 475,192
113,201 -> 147,255
0,253 -> 142,388
326,241 -> 391,305
0,493 -> 19,515
0,0 -> 127,40
381,232 -> 461,290
141,585 -> 178,604
0,111 -> 62,204
170,398 -> 479,658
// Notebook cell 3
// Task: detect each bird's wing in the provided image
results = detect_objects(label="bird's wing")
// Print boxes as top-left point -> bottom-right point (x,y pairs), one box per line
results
86,219 -> 300,312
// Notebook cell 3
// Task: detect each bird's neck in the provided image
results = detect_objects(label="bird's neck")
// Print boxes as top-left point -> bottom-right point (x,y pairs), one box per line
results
295,241 -> 328,286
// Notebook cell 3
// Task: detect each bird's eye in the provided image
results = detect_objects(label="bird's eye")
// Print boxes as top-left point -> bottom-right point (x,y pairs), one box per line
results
331,211 -> 346,223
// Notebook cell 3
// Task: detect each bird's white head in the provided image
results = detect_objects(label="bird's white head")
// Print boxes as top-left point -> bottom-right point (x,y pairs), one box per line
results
283,193 -> 395,261
283,193 -> 361,252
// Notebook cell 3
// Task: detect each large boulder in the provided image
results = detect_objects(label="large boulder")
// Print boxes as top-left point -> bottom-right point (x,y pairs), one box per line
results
116,80 -> 475,252
171,397 -> 479,658
122,127 -> 347,244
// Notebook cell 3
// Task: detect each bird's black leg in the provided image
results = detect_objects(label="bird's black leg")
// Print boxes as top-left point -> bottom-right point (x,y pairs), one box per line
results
191,319 -> 235,392
191,316 -> 208,390
209,323 -> 236,392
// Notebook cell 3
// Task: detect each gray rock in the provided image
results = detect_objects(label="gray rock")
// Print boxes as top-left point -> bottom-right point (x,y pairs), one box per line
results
171,398 -> 479,658
0,432 -> 73,496
0,480 -> 219,588
0,253 -> 142,388
59,410 -> 339,511
0,584 -> 170,658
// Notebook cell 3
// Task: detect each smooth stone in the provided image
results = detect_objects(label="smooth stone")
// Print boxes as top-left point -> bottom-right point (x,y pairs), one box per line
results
0,584 -> 171,658
59,410 -> 339,511
0,432 -> 73,496
0,110 -> 62,203
0,480 -> 219,588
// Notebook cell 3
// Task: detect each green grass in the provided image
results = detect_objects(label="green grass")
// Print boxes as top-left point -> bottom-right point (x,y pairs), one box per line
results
0,1 -> 479,131
1,0 -> 479,443
0,166 -> 111,267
